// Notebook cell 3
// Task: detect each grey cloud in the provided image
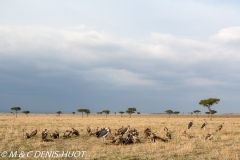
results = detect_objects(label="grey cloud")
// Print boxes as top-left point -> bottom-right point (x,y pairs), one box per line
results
0,26 -> 240,113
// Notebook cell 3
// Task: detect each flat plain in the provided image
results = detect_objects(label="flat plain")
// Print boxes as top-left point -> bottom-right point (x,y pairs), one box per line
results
0,113 -> 240,160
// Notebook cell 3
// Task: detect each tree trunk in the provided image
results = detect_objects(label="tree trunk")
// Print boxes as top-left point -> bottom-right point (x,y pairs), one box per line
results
208,107 -> 212,120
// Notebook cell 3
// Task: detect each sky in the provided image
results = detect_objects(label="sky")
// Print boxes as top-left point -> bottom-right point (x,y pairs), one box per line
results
0,1 -> 240,114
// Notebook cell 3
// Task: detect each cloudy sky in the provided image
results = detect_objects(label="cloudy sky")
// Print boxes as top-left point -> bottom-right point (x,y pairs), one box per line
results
1,1 -> 240,114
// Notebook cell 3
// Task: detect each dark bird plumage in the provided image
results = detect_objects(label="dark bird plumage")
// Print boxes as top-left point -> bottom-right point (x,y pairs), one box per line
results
42,129 -> 48,139
201,119 -> 208,130
30,129 -> 37,137
205,133 -> 213,140
188,121 -> 193,129
23,129 -> 31,139
97,127 -> 110,143
216,123 -> 224,132
87,127 -> 91,134
121,125 -> 130,136
72,128 -> 80,136
50,131 -> 59,139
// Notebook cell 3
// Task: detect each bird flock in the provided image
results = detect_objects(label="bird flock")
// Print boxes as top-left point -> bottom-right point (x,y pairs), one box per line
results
22,120 -> 224,144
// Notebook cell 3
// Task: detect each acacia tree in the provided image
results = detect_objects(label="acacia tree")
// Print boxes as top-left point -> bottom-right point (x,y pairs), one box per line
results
11,107 -> 21,118
199,98 -> 220,120
137,112 -> 140,116
22,111 -> 30,117
119,111 -> 124,117
72,112 -> 75,116
85,109 -> 90,117
165,110 -> 173,118
102,110 -> 110,118
56,111 -> 62,116
193,110 -> 201,118
173,111 -> 180,117
126,107 -> 136,118
77,109 -> 87,118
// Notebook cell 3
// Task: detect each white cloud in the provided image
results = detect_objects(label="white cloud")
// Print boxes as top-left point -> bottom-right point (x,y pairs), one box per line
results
210,27 -> 240,43
0,25 -> 240,89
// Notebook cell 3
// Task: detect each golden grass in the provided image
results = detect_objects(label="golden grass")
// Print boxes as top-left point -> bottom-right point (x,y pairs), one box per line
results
0,113 -> 240,160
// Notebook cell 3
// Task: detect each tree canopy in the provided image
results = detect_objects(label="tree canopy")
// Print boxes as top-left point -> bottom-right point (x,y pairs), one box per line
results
102,110 -> 110,118
119,111 -> 124,117
22,110 -> 30,116
165,110 -> 173,118
193,110 -> 201,118
85,109 -> 90,117
56,111 -> 62,116
173,111 -> 180,117
205,110 -> 217,114
199,98 -> 220,120
77,109 -> 87,118
126,107 -> 136,118
11,107 -> 21,118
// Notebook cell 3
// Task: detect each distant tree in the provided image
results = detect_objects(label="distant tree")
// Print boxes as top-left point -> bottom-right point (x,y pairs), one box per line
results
193,110 -> 201,118
56,111 -> 62,116
126,108 -> 136,118
173,111 -> 180,117
72,112 -> 75,116
165,110 -> 173,118
11,107 -> 21,118
22,110 -> 30,117
114,112 -> 116,116
199,98 -> 220,120
100,112 -> 103,116
77,109 -> 87,118
85,109 -> 90,117
137,112 -> 140,116
206,110 -> 217,115
119,111 -> 124,117
102,110 -> 110,118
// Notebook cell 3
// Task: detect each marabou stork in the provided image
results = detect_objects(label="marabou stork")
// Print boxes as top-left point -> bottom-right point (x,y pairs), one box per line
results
97,127 -> 110,143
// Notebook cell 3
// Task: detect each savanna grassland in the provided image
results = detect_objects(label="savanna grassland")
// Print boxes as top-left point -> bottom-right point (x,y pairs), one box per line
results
0,113 -> 240,160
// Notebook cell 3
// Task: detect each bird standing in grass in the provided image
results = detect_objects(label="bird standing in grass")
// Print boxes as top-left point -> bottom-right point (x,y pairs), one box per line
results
188,120 -> 193,130
216,123 -> 224,132
201,119 -> 208,130
97,127 -> 110,143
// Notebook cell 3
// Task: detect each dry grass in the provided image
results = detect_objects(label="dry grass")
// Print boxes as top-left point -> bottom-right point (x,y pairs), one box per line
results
0,113 -> 240,160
